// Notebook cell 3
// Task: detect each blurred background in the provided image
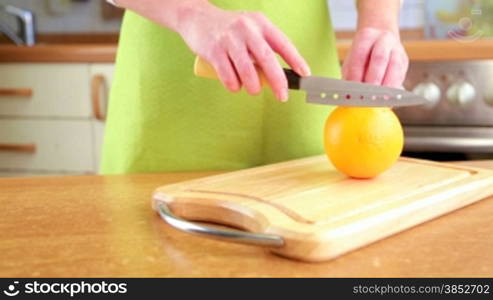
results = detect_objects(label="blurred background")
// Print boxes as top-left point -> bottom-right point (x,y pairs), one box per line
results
2,0 -> 491,38
0,0 -> 492,177
0,0 -> 121,34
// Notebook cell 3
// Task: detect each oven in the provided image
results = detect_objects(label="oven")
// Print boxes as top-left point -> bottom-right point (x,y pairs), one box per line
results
395,60 -> 493,160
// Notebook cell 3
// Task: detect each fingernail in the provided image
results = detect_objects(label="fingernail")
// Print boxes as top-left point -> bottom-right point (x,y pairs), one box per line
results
302,65 -> 311,76
296,64 -> 311,77
278,89 -> 288,102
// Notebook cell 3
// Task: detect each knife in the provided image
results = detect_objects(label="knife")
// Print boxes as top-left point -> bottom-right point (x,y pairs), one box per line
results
194,56 -> 426,107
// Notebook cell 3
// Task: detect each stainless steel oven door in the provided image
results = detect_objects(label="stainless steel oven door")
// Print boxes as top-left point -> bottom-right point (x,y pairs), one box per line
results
404,126 -> 493,153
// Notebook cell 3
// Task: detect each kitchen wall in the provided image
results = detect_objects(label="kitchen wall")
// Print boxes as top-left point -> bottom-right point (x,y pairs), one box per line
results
0,0 -> 121,33
0,0 -> 424,34
328,0 -> 425,30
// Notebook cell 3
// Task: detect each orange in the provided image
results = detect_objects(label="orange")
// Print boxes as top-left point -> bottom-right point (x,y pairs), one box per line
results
323,107 -> 404,179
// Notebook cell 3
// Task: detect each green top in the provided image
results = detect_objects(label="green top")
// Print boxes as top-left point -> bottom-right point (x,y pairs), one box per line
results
101,0 -> 340,174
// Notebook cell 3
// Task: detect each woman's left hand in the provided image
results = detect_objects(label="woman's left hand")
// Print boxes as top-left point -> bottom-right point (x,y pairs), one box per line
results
342,27 -> 409,88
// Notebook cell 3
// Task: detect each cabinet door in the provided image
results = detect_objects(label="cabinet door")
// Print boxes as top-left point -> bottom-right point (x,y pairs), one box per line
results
89,64 -> 115,173
0,64 -> 91,118
0,119 -> 94,172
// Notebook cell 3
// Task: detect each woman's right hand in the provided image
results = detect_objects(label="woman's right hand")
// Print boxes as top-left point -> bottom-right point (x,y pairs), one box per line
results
176,2 -> 310,101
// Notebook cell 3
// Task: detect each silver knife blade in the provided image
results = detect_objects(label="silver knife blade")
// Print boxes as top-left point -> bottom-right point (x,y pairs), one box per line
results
299,76 -> 427,107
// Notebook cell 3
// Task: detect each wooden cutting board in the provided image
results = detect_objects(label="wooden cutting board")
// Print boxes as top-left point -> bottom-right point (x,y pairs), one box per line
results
152,156 -> 493,262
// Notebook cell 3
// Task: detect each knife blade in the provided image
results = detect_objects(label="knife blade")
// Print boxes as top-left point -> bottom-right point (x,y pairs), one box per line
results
194,56 -> 427,107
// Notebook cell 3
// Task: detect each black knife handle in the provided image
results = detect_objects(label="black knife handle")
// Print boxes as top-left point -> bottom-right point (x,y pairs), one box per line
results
283,69 -> 301,90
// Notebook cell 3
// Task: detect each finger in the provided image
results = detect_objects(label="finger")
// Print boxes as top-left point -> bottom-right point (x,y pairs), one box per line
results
382,47 -> 409,88
364,33 -> 395,85
341,58 -> 351,79
343,34 -> 375,82
258,16 -> 311,76
227,42 -> 261,95
246,31 -> 288,101
210,51 -> 241,92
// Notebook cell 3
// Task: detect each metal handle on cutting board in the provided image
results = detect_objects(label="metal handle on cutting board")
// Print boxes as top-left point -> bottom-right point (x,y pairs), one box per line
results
156,200 -> 285,248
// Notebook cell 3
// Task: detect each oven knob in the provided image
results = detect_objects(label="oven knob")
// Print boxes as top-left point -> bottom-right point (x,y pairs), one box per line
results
412,82 -> 441,108
446,81 -> 476,107
484,88 -> 493,106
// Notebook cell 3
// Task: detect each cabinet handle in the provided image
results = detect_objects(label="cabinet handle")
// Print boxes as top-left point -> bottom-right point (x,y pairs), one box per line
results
0,143 -> 36,153
91,74 -> 108,121
0,88 -> 33,97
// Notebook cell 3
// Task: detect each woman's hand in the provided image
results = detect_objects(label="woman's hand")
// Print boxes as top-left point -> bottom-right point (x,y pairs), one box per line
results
177,3 -> 310,101
342,0 -> 408,88
342,27 -> 409,88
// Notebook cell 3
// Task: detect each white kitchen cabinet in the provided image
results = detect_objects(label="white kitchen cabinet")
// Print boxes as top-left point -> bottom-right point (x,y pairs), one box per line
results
0,119 -> 93,172
91,121 -> 105,173
0,63 -> 115,177
0,64 -> 91,117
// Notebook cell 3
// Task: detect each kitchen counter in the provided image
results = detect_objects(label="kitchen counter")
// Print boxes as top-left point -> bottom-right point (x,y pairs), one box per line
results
0,44 -> 116,63
1,160 -> 492,277
1,40 -> 493,63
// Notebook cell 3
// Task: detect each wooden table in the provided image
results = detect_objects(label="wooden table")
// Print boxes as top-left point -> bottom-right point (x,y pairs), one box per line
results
1,161 -> 493,277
